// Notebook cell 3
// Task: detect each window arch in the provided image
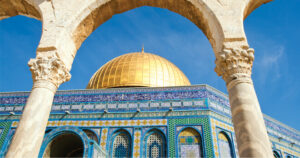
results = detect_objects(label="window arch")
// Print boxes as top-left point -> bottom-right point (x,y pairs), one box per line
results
83,129 -> 98,144
45,129 -> 52,134
178,127 -> 203,158
144,129 -> 167,158
218,132 -> 233,158
273,150 -> 281,158
43,132 -> 84,157
285,154 -> 292,158
110,130 -> 132,158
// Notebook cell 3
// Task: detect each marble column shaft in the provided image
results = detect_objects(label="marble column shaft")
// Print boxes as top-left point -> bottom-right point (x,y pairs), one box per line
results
215,47 -> 273,157
227,80 -> 273,157
6,81 -> 56,158
6,55 -> 71,158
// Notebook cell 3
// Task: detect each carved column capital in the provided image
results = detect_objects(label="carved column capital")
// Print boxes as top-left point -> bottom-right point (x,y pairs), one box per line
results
215,47 -> 254,87
28,55 -> 71,90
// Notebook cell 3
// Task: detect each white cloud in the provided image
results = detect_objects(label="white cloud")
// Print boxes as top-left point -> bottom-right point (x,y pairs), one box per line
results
255,45 -> 285,85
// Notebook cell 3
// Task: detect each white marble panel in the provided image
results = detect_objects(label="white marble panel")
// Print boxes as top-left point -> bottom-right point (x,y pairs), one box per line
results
71,105 -> 82,110
52,105 -> 61,110
128,103 -> 137,108
118,103 -> 127,108
61,105 -> 70,110
83,104 -> 94,109
14,106 -> 23,111
172,102 -> 181,107
95,104 -> 105,109
161,102 -> 170,107
5,106 -> 14,111
139,103 -> 149,108
210,102 -> 217,108
194,101 -> 204,106
150,103 -> 159,107
183,101 -> 193,106
108,104 -> 117,109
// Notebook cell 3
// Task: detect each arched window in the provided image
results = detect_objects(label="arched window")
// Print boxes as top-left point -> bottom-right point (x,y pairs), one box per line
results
285,154 -> 292,158
218,132 -> 233,158
144,129 -> 167,158
273,150 -> 281,158
111,130 -> 131,158
178,128 -> 203,157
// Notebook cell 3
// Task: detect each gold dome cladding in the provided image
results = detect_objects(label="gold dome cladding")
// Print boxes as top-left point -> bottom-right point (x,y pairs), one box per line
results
87,51 -> 191,89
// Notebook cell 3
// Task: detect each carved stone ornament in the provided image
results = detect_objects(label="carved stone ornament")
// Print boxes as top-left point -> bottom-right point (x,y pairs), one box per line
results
28,55 -> 71,88
215,47 -> 254,84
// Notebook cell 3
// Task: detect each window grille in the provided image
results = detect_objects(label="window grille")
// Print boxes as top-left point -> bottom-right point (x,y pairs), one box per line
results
146,133 -> 165,158
112,132 -> 131,158
218,132 -> 233,158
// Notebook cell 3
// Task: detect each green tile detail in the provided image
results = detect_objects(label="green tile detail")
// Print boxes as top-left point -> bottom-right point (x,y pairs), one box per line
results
186,137 -> 193,144
0,121 -> 12,149
168,117 -> 214,158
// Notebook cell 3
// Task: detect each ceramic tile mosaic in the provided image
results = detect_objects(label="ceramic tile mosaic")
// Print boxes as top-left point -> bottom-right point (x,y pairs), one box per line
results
0,129 -> 15,157
145,132 -> 166,158
270,136 -> 300,154
0,84 -> 299,157
111,132 -> 131,157
133,129 -> 141,158
264,116 -> 300,145
0,121 -> 11,151
218,133 -> 233,158
11,119 -> 168,128
178,128 -> 203,157
100,128 -> 108,152
168,117 -> 213,158
0,85 -> 229,111
210,118 -> 236,158
278,145 -> 300,157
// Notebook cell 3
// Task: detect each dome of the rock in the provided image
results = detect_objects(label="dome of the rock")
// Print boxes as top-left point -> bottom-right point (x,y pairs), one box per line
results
86,50 -> 191,89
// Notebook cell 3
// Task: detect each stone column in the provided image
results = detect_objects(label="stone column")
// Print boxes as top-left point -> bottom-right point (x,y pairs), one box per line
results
6,55 -> 71,158
215,47 -> 273,157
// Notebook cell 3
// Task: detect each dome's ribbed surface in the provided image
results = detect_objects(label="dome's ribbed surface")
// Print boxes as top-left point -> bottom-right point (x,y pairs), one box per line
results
86,52 -> 190,89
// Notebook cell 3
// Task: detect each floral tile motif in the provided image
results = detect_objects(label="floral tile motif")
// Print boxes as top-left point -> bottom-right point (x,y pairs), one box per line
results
11,119 -> 168,128
133,129 -> 142,158
210,118 -> 236,158
100,128 -> 109,151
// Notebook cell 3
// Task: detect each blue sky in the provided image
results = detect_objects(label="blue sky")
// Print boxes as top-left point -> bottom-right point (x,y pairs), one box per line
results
0,0 -> 299,130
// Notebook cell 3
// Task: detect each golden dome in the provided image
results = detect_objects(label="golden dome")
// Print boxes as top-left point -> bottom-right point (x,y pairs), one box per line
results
86,51 -> 191,89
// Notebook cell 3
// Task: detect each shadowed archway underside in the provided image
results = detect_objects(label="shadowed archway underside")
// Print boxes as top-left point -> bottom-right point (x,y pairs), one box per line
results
43,133 -> 84,157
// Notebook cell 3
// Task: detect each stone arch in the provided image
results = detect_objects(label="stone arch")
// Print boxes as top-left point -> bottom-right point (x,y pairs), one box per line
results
217,131 -> 234,158
243,0 -> 273,19
0,0 -> 41,20
143,128 -> 167,158
68,0 -> 224,53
